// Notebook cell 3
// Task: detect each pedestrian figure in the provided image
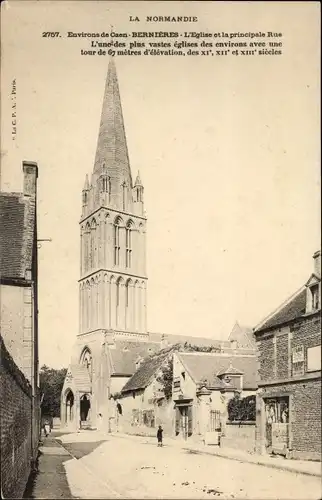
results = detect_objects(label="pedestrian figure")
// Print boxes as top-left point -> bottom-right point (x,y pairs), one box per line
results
157,425 -> 163,447
44,420 -> 50,437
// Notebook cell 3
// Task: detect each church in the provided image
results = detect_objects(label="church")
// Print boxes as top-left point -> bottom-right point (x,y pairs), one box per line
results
60,59 -> 249,432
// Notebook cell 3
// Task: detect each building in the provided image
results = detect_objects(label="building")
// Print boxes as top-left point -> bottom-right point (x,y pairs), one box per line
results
61,58 -> 230,432
0,161 -> 40,498
112,329 -> 257,442
172,350 -> 257,442
254,250 -> 321,460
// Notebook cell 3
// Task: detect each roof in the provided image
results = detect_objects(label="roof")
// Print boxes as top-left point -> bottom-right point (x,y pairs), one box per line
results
108,340 -> 160,376
149,331 -> 231,349
66,364 -> 91,393
93,58 -> 132,187
178,352 -> 257,390
217,364 -> 244,376
121,347 -> 174,393
228,322 -> 256,349
254,287 -> 307,333
0,192 -> 35,280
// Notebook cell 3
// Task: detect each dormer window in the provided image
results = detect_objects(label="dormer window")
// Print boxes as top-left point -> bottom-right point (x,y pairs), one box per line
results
311,285 -> 320,311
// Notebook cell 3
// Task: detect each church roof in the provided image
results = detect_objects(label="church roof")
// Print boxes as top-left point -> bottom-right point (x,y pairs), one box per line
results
108,340 -> 160,376
93,58 -> 132,187
149,332 -> 231,349
0,192 -> 36,280
177,352 -> 257,390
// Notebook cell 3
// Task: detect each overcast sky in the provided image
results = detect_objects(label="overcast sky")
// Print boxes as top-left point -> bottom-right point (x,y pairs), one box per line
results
1,1 -> 320,368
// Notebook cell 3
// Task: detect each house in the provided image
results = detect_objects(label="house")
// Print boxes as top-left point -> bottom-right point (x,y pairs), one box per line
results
254,250 -> 321,460
0,161 -> 40,498
115,345 -> 179,436
172,351 -> 257,443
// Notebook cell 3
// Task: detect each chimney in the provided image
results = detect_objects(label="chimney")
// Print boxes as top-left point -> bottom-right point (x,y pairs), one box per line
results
313,250 -> 321,278
23,161 -> 38,197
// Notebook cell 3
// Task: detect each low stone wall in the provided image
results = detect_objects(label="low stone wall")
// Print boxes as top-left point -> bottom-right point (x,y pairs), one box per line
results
0,336 -> 35,499
221,421 -> 256,454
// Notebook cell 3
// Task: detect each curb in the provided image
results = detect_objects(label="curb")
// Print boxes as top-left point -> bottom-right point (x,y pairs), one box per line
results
109,432 -> 321,479
181,447 -> 322,478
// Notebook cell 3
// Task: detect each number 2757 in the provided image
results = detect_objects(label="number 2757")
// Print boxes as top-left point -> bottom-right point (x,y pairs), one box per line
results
42,32 -> 60,37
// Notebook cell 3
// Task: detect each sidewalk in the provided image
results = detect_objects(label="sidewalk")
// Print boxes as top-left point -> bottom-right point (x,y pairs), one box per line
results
23,431 -> 118,499
23,432 -> 75,499
109,431 -> 322,478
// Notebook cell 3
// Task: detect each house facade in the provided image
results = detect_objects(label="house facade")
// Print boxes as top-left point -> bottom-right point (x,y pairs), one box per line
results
254,250 -> 321,460
172,351 -> 257,443
0,161 -> 40,498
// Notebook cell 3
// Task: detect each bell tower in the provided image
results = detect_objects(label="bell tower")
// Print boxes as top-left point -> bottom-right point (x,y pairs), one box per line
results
79,58 -> 148,338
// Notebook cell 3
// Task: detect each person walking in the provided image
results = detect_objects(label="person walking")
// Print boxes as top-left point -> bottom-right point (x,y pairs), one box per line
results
157,425 -> 163,447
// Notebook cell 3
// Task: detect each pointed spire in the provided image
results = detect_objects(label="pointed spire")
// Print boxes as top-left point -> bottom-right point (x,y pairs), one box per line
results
93,58 -> 132,187
134,170 -> 142,186
84,174 -> 90,190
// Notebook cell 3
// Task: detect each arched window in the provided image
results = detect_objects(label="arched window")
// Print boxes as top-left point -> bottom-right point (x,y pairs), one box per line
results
126,222 -> 132,268
81,348 -> 93,382
114,218 -> 121,266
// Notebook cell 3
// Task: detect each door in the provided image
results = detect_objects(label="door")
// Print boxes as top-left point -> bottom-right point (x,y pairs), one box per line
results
265,397 -> 289,454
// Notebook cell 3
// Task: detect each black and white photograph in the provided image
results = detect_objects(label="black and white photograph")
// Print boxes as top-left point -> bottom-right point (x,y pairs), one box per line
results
0,1 -> 321,499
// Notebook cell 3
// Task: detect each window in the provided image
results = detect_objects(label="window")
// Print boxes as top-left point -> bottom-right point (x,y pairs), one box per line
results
181,371 -> 185,380
311,285 -> 320,311
126,226 -> 132,268
81,349 -> 93,382
292,345 -> 304,376
307,345 -> 321,372
122,182 -> 126,211
114,221 -> 120,265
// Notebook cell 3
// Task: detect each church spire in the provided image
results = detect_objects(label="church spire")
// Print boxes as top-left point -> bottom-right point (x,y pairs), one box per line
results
93,58 -> 132,187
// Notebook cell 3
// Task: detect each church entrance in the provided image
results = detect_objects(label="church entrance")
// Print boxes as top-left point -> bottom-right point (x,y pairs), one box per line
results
65,390 -> 74,426
80,394 -> 91,428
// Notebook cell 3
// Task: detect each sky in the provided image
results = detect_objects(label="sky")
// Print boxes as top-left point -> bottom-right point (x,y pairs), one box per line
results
1,1 -> 320,369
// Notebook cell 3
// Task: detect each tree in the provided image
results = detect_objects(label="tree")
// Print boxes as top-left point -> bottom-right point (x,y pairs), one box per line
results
227,394 -> 256,422
156,356 -> 174,400
40,365 -> 67,417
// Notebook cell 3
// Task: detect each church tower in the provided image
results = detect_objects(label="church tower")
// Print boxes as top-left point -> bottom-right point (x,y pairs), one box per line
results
79,58 -> 147,338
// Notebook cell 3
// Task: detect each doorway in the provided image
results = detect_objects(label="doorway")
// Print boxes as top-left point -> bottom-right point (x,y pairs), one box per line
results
65,390 -> 74,425
175,405 -> 192,440
265,396 -> 289,455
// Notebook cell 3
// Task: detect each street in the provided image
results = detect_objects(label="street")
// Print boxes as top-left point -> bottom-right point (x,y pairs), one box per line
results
54,432 -> 321,499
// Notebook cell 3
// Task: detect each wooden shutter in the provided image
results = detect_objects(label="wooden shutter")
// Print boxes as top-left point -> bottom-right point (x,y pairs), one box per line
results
175,406 -> 180,435
187,406 -> 193,436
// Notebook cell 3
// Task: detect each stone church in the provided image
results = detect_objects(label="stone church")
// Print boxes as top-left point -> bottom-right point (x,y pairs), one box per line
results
61,59 -> 242,432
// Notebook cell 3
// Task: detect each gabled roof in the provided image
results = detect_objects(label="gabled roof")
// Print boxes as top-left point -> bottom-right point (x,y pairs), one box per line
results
108,340 -> 160,376
177,352 -> 257,390
228,322 -> 256,349
0,192 -> 36,280
121,346 -> 175,393
65,364 -> 91,393
254,287 -> 307,333
217,364 -> 244,376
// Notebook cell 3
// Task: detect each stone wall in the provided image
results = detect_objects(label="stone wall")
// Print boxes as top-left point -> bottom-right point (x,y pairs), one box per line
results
220,421 -> 256,453
0,336 -> 37,499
